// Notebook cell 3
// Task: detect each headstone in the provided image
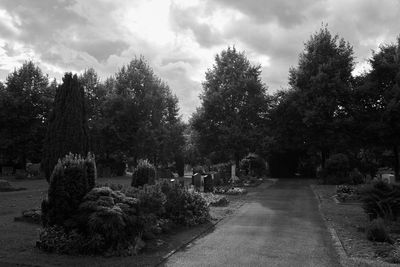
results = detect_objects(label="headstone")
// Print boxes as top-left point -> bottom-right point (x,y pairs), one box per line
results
231,164 -> 238,183
204,174 -> 213,192
192,173 -> 203,191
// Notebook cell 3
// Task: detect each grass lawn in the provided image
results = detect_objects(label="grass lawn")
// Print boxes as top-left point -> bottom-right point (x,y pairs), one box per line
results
312,184 -> 400,266
0,176 -> 251,267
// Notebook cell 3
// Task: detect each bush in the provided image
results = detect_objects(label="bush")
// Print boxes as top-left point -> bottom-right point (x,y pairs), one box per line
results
73,187 -> 139,250
41,153 -> 97,227
124,183 -> 167,239
131,159 -> 156,187
359,181 -> 400,221
365,218 -> 392,243
349,168 -> 364,185
37,226 -> 105,255
161,182 -> 210,226
239,153 -> 266,177
321,153 -> 351,184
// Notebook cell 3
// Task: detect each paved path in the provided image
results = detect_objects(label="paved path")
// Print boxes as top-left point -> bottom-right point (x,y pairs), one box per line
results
162,179 -> 341,267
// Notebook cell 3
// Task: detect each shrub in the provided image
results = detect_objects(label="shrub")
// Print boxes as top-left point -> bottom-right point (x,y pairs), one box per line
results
322,153 -> 351,184
349,168 -> 364,185
41,153 -> 97,227
68,187 -> 140,252
37,226 -> 105,255
359,181 -> 400,221
161,182 -> 210,226
239,153 -> 266,177
131,159 -> 156,187
124,183 -> 167,239
365,218 -> 392,243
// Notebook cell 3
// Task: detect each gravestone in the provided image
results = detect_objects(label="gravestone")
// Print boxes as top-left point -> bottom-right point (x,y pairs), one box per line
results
192,173 -> 203,191
231,164 -> 238,183
204,174 -> 213,192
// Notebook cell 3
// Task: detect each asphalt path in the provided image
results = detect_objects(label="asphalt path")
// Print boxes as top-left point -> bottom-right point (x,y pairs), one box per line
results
162,179 -> 341,267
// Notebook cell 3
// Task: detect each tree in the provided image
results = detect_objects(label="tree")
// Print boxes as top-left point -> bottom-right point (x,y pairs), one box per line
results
0,61 -> 53,168
96,57 -> 184,168
42,73 -> 90,181
191,47 -> 269,164
353,38 -> 400,179
288,26 -> 354,167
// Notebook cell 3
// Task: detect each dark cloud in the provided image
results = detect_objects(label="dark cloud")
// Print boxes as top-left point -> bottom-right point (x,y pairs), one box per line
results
169,4 -> 224,47
69,40 -> 130,62
212,0 -> 325,28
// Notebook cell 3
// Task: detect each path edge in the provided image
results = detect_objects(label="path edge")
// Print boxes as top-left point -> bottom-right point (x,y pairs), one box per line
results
310,184 -> 400,267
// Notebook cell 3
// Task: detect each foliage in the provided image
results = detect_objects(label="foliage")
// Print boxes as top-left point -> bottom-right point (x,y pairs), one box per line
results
42,73 -> 90,181
200,193 -> 229,207
0,61 -> 53,168
349,168 -> 364,185
124,183 -> 167,238
39,186 -> 141,255
131,159 -> 156,187
214,186 -> 247,195
41,153 -> 96,227
37,226 -> 105,255
321,153 -> 351,184
95,57 -> 185,167
239,153 -> 266,177
336,185 -> 362,202
191,46 -> 270,164
73,187 -> 139,250
161,182 -> 210,226
366,218 -> 392,243
359,181 -> 400,221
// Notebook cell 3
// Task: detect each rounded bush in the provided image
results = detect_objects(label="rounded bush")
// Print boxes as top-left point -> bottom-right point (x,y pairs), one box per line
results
161,182 -> 210,226
131,159 -> 156,187
239,153 -> 266,177
41,153 -> 97,227
366,218 -> 392,243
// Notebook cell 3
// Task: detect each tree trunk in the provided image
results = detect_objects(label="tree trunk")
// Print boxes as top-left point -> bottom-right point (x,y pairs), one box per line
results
394,145 -> 399,181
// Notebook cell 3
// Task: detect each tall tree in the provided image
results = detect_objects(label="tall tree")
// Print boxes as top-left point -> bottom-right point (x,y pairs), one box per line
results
97,57 -> 184,167
192,47 -> 269,164
353,38 -> 400,179
288,26 -> 354,167
0,61 -> 52,167
42,73 -> 89,181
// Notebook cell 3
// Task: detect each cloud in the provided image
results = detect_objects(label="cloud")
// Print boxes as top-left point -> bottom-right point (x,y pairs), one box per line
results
169,3 -> 224,48
0,0 -> 400,121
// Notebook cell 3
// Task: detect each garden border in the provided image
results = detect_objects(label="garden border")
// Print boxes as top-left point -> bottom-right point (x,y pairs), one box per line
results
310,185 -> 400,267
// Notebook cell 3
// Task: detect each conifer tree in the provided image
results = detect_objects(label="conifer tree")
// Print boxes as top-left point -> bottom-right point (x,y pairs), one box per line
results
42,73 -> 89,181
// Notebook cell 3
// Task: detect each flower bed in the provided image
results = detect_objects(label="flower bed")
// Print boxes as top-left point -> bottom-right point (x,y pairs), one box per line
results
213,186 -> 247,195
335,184 -> 363,203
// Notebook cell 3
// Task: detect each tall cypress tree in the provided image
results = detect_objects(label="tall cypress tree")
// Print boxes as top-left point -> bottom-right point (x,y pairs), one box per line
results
42,73 -> 89,181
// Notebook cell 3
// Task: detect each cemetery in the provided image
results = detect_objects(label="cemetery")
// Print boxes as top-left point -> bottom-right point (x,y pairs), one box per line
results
1,14 -> 400,265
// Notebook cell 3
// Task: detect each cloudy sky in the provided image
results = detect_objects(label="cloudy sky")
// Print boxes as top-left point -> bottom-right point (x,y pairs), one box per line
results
0,0 -> 399,120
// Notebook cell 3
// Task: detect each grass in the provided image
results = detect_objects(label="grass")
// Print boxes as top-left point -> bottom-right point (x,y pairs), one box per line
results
0,175 -> 249,267
313,184 -> 400,265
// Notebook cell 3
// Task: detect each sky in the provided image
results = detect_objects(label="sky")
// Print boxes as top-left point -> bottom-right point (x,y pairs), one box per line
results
0,0 -> 399,121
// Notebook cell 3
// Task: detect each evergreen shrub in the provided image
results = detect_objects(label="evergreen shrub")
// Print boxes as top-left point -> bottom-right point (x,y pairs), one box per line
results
131,159 -> 156,187
41,153 -> 96,227
360,180 -> 400,221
